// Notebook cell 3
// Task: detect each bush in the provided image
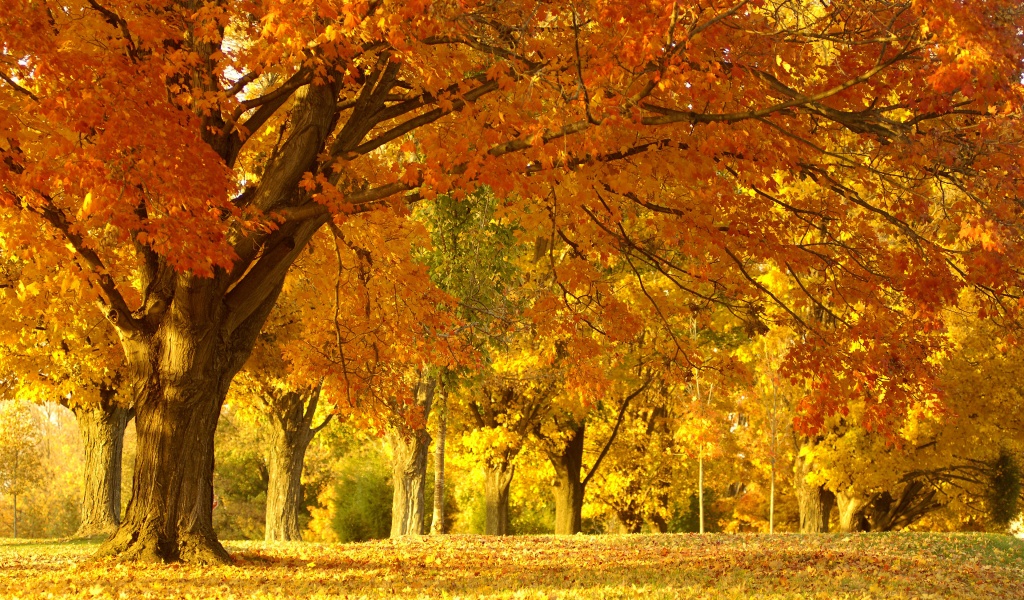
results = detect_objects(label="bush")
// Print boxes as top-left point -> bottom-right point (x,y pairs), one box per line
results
331,447 -> 392,542
668,489 -> 726,533
989,450 -> 1022,529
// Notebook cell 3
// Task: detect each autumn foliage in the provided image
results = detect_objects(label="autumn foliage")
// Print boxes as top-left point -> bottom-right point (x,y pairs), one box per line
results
2,0 -> 1024,572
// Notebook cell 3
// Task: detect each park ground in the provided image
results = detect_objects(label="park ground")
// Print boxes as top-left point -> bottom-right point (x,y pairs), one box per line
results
0,533 -> 1022,599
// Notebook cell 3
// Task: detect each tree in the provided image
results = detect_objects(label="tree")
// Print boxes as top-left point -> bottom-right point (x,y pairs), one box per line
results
4,0 -> 1023,561
0,400 -> 47,537
0,265 -> 130,537
231,209 -> 457,540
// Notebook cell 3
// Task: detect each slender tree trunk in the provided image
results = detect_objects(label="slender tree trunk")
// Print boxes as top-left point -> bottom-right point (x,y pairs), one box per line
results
263,386 -> 327,541
389,373 -> 435,537
12,492 -> 17,539
430,389 -> 446,535
549,422 -> 586,535
698,453 -> 705,534
483,460 -> 514,535
73,400 -> 131,537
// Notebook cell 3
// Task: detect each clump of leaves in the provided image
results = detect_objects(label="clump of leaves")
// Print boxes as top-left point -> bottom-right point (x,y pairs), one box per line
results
989,450 -> 1022,528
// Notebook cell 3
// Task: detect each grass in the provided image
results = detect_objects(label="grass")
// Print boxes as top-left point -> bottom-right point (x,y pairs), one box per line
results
0,533 -> 1022,599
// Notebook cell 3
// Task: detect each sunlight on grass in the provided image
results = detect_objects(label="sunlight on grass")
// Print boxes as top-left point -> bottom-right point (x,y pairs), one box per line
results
1,533 -> 1022,599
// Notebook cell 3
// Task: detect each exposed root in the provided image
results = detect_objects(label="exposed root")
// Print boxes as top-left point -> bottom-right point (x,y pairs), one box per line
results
96,521 -> 231,564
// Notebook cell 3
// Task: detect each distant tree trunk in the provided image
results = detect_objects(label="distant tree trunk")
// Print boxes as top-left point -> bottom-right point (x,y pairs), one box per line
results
836,491 -> 869,533
73,391 -> 132,537
616,506 -> 644,533
264,385 -> 329,541
12,491 -> 16,539
390,373 -> 435,537
548,421 -> 586,535
483,460 -> 514,535
795,453 -> 835,533
430,388 -> 446,535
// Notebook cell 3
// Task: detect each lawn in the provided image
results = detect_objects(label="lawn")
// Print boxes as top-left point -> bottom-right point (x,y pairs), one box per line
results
1,533 -> 1022,599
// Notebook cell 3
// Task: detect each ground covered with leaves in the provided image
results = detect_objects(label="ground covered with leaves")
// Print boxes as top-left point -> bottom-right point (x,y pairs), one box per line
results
1,533 -> 1022,599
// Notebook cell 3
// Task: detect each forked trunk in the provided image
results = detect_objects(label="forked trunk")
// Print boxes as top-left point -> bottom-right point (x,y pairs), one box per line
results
264,387 -> 326,541
616,507 -> 644,534
483,460 -> 514,535
389,373 -> 436,537
98,286 -> 274,564
73,399 -> 131,537
549,421 -> 586,535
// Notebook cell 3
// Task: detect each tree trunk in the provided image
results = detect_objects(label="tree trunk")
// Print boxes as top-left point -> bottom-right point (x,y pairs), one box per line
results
430,389 -> 446,535
389,428 -> 431,536
549,421 -> 586,535
98,287 -> 277,564
389,373 -> 435,537
73,400 -> 131,537
836,491 -> 869,533
795,454 -> 835,533
698,453 -> 705,533
483,460 -> 514,535
264,386 -> 326,541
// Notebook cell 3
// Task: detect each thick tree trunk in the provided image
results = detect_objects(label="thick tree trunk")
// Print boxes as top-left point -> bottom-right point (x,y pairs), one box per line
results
483,460 -> 514,535
795,454 -> 835,533
99,379 -> 228,562
98,284 -> 277,563
264,386 -> 326,541
549,421 -> 586,535
264,429 -> 310,541
73,399 -> 131,537
389,428 -> 431,536
389,373 -> 435,537
797,484 -> 835,533
836,491 -> 869,533
90,77 -> 339,563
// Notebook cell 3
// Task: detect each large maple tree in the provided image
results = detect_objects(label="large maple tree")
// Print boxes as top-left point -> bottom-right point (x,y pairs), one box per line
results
2,0 -> 1023,562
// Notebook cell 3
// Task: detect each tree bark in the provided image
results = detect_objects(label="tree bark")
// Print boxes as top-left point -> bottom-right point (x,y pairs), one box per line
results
549,421 -> 586,535
795,453 -> 835,533
98,279 -> 281,563
389,373 -> 435,537
836,491 -> 869,533
264,385 -> 328,541
73,396 -> 131,537
483,460 -> 514,535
